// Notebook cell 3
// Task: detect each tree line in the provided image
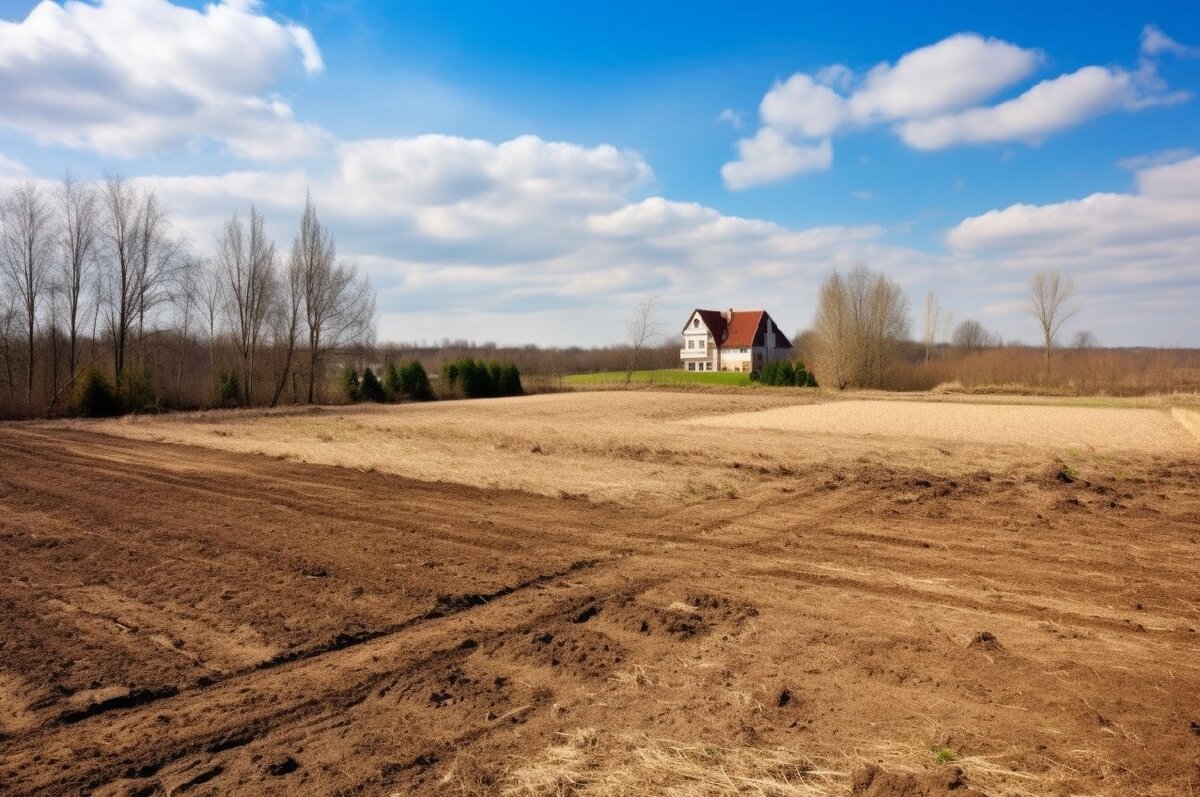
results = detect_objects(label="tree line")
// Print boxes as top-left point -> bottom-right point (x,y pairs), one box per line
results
0,176 -> 374,418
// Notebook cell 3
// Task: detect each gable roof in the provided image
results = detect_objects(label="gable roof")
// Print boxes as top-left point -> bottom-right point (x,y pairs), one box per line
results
683,308 -> 794,349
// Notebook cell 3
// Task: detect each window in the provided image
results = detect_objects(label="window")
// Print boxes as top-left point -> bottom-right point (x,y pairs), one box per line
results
706,362 -> 713,371
686,339 -> 693,349
692,318 -> 699,328
687,362 -> 695,371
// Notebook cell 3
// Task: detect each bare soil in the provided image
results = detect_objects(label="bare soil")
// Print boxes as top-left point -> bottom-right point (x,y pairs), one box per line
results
2,394 -> 1200,795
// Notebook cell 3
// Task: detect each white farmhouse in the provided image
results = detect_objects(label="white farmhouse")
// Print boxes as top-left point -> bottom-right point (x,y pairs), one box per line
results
680,308 -> 793,373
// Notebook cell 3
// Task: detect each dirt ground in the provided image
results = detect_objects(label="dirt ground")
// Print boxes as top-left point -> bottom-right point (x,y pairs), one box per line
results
2,392 -> 1200,795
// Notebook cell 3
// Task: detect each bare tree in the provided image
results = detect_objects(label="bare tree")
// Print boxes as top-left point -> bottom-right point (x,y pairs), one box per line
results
295,194 -> 375,403
193,256 -> 223,375
0,181 -> 55,405
98,176 -> 141,385
811,265 -> 909,389
269,240 -> 305,407
624,296 -> 662,383
218,208 -> 276,405
951,319 -> 999,352
1072,329 -> 1098,349
1027,271 -> 1077,366
279,193 -> 329,405
57,172 -> 98,381
131,190 -> 182,352
921,291 -> 953,364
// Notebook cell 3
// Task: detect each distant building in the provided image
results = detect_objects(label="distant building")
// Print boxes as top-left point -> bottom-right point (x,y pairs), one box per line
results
680,308 -> 793,372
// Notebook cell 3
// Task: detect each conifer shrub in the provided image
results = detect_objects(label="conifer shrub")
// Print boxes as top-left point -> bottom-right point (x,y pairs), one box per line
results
77,367 -> 122,417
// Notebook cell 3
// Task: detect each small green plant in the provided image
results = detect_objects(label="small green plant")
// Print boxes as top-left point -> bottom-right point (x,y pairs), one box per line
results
76,367 -> 122,417
214,368 -> 240,407
340,366 -> 361,402
933,747 -> 956,764
400,361 -> 434,401
359,367 -> 387,402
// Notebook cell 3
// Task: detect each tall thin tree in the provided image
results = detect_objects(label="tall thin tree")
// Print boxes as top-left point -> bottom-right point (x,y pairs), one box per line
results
1027,270 -> 1077,368
0,181 -> 55,406
58,172 -> 98,381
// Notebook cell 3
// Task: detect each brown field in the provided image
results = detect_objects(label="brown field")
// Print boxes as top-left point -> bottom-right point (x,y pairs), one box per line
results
2,391 -> 1199,796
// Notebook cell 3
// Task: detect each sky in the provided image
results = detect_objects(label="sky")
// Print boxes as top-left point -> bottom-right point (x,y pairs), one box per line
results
0,0 -> 1198,347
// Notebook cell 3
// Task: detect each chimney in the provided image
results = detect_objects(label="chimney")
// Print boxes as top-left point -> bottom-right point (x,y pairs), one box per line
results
721,307 -> 733,321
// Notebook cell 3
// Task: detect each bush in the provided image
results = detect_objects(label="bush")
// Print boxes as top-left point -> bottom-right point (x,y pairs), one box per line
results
499,363 -> 523,396
340,367 -> 361,402
215,368 -> 240,407
757,359 -> 819,388
399,361 -> 434,401
446,357 -> 523,398
384,362 -> 403,397
76,368 -> 121,417
359,367 -> 387,402
121,365 -> 156,410
441,362 -> 460,390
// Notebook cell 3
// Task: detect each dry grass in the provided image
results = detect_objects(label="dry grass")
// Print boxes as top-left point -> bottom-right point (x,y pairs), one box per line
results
500,729 -> 842,797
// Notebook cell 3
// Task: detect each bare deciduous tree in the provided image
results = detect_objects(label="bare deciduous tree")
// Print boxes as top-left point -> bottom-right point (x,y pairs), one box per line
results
1027,270 -> 1077,366
951,319 -> 999,352
921,291 -> 953,364
99,176 -> 141,385
218,207 -> 276,405
1072,329 -> 1098,349
270,236 -> 306,407
0,181 -> 55,405
624,296 -> 662,383
811,265 -> 909,389
58,172 -> 98,381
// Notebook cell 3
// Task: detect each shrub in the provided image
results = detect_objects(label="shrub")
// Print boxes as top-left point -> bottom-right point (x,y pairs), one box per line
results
446,357 -> 523,398
359,367 -> 387,402
400,361 -> 434,401
76,368 -> 122,417
795,362 -> 818,387
121,365 -> 156,410
213,368 -> 240,407
759,360 -> 795,387
340,367 -> 361,402
499,363 -> 523,396
441,362 -> 460,390
384,362 -> 403,397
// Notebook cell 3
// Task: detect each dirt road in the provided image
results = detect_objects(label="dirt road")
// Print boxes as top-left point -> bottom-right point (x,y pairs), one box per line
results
1,424 -> 1198,795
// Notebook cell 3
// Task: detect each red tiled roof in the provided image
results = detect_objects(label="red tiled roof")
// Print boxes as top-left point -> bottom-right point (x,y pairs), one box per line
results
685,308 -> 793,349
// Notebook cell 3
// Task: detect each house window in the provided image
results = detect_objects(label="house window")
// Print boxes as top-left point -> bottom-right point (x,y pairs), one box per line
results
686,339 -> 693,349
692,318 -> 699,328
706,362 -> 713,371
687,362 -> 695,371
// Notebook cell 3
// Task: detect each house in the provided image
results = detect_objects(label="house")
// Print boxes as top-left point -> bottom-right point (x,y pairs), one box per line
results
680,308 -> 793,373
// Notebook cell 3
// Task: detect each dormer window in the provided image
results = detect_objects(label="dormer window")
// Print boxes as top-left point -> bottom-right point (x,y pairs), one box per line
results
692,318 -> 699,328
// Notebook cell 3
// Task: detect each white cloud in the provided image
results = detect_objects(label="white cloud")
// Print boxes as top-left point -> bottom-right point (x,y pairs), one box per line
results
717,108 -> 744,129
0,0 -> 325,160
897,66 -> 1135,150
846,33 -> 1039,122
1141,24 -> 1200,58
1117,147 -> 1195,171
720,129 -> 832,190
946,156 -> 1200,287
725,30 -> 1188,186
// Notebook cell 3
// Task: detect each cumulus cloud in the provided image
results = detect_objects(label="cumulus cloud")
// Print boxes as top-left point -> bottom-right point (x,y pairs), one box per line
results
897,66 -> 1140,149
719,129 -> 832,189
946,156 -> 1200,287
0,0 -> 326,160
724,29 -> 1188,187
717,108 -> 744,129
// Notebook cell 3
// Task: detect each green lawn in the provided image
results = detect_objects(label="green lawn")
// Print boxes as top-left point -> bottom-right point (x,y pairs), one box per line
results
563,369 -> 753,387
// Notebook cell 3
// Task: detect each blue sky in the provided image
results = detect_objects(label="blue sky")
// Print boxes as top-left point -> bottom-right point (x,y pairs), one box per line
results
1,0 -> 1198,346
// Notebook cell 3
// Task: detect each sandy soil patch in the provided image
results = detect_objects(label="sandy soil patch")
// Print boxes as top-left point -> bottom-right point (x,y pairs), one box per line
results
688,399 -> 1195,452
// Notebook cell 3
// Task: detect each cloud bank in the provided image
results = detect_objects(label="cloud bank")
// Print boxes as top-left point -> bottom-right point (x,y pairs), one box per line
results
0,0 -> 325,159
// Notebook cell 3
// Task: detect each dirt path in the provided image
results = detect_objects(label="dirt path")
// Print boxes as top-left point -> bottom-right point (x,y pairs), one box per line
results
1,427 -> 1198,795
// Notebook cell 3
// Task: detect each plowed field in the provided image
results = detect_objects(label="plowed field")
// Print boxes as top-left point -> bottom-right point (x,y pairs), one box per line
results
2,393 -> 1199,796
